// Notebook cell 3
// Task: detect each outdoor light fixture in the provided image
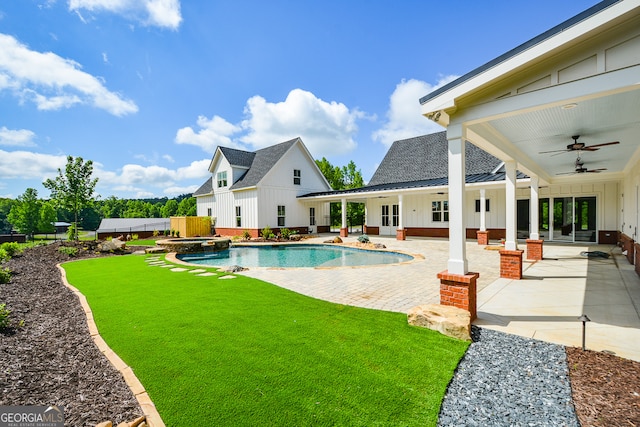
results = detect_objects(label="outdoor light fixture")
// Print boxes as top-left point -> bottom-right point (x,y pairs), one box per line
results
562,103 -> 578,110
578,314 -> 591,351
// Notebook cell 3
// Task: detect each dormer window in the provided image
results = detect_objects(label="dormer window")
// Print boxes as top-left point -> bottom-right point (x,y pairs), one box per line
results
217,171 -> 227,187
293,169 -> 301,185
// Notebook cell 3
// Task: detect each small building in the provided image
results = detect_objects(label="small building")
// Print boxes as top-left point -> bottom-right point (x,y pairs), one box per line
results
194,137 -> 332,238
96,218 -> 171,240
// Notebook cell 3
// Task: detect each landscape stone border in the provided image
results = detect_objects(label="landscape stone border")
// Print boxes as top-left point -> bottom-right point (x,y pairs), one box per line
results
57,264 -> 166,427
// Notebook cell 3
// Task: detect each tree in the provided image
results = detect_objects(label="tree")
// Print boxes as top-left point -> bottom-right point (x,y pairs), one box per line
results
39,201 -> 57,234
315,158 -> 365,228
0,198 -> 15,233
161,199 -> 179,218
7,188 -> 42,239
177,197 -> 196,216
315,157 -> 344,190
43,156 -> 98,240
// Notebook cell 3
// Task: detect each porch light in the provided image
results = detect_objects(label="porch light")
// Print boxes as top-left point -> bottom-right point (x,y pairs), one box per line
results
578,314 -> 591,351
561,103 -> 578,110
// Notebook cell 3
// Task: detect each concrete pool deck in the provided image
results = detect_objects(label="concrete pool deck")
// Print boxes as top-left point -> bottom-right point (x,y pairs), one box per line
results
238,234 -> 640,362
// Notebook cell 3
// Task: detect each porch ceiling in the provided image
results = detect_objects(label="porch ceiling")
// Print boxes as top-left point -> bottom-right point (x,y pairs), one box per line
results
465,81 -> 640,185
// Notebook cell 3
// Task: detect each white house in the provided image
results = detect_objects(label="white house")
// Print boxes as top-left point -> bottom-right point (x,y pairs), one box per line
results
194,137 -> 332,237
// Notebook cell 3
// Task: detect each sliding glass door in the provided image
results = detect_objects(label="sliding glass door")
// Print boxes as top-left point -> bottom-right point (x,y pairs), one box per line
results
552,196 -> 596,242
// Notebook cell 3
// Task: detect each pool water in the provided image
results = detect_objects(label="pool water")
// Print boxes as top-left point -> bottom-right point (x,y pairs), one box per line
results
177,244 -> 413,268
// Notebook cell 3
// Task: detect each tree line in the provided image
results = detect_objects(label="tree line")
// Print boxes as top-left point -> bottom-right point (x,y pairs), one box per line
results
2,155 -> 366,238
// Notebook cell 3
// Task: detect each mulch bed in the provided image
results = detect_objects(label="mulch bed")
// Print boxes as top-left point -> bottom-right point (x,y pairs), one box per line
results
566,346 -> 640,426
1,242 -> 639,426
0,242 -> 141,426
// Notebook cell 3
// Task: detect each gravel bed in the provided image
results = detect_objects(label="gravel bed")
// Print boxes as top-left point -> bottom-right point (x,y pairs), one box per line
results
438,326 -> 579,427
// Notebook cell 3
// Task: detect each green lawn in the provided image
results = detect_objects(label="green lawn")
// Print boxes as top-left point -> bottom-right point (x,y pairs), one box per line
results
63,255 -> 468,426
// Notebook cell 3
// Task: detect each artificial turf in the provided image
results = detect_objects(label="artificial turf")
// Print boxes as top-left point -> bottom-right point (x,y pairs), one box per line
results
63,255 -> 468,426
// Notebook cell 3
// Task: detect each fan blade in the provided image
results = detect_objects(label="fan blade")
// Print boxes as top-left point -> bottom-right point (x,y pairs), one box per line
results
584,141 -> 619,149
539,149 -> 568,154
556,171 -> 576,175
587,168 -> 607,173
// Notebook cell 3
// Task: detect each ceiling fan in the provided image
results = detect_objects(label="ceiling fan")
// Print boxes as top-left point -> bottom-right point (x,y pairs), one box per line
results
539,135 -> 619,154
556,156 -> 607,175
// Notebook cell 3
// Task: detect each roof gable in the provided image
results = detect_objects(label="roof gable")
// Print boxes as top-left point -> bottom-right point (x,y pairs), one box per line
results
368,132 -> 502,186
229,138 -> 299,190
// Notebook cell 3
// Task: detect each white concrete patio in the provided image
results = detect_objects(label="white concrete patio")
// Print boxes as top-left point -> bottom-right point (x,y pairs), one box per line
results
238,234 -> 640,362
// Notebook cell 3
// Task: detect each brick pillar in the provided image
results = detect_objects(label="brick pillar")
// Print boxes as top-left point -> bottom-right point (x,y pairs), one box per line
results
526,239 -> 543,261
340,228 -> 348,237
476,230 -> 489,245
437,270 -> 480,321
363,225 -> 369,234
396,229 -> 406,241
500,249 -> 524,279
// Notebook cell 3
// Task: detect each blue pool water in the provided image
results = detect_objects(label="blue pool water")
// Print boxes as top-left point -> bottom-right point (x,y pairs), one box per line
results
177,244 -> 413,268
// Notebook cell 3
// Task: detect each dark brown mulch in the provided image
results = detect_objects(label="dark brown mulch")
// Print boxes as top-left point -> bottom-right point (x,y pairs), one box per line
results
566,346 -> 640,426
0,242 -> 142,426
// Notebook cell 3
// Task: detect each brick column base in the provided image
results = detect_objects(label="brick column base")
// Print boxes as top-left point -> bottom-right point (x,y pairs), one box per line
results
437,270 -> 479,321
500,249 -> 524,279
396,229 -> 406,241
526,239 -> 543,261
476,230 -> 489,245
340,228 -> 348,237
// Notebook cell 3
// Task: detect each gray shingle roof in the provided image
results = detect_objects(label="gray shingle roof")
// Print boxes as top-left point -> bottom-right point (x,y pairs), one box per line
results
368,131 -> 502,186
193,177 -> 213,196
299,171 -> 528,199
230,138 -> 298,190
219,146 -> 255,168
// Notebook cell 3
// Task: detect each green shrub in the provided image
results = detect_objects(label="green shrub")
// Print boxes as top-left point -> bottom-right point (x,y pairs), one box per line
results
164,229 -> 170,236
242,230 -> 252,240
280,228 -> 291,240
66,223 -> 78,240
1,242 -> 22,258
132,234 -> 139,241
261,226 -> 272,239
170,229 -> 175,237
176,231 -> 180,238
358,234 -> 370,243
0,303 -> 10,329
0,267 -> 11,284
0,249 -> 8,264
58,246 -> 78,257
153,230 -> 160,237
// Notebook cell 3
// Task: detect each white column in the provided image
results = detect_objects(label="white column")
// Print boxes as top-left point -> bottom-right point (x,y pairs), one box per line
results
398,194 -> 404,230
479,188 -> 486,232
504,160 -> 517,250
341,198 -> 347,230
530,175 -> 540,240
447,126 -> 468,275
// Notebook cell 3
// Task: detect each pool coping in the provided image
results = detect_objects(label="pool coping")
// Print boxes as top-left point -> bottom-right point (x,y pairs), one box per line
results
165,241 -> 424,271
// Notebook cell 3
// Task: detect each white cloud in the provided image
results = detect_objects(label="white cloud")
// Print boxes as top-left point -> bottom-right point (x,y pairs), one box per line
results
176,88 -> 365,158
0,34 -> 138,116
372,76 -> 458,147
0,150 -> 67,179
162,154 -> 174,163
0,127 -> 36,147
68,0 -> 182,30
163,184 -> 198,196
95,158 -> 210,190
102,52 -> 109,64
175,115 -> 242,154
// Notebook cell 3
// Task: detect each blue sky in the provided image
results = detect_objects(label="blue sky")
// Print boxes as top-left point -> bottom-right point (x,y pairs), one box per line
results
0,0 -> 600,200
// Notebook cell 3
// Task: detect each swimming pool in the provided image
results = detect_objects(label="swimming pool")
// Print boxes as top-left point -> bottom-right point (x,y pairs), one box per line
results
176,244 -> 414,268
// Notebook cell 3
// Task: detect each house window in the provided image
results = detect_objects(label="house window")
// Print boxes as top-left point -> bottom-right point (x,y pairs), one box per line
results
432,200 -> 449,222
309,207 -> 316,226
207,208 -> 212,217
381,205 -> 390,227
293,169 -> 301,185
475,199 -> 490,212
235,206 -> 241,227
392,204 -> 399,227
277,205 -> 286,227
217,171 -> 227,187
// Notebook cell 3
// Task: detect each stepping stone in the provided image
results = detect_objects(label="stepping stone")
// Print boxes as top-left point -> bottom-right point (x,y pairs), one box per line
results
188,269 -> 207,274
196,272 -> 217,277
159,264 -> 174,268
170,268 -> 188,272
219,275 -> 236,279
148,262 -> 165,266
